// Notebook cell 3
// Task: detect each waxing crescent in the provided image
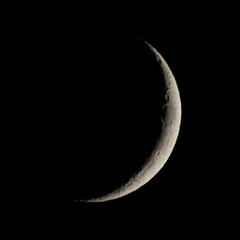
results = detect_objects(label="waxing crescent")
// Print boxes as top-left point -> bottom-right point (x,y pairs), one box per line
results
80,41 -> 182,202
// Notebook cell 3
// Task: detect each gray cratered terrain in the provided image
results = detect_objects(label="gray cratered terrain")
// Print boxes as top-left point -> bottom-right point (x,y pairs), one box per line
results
80,41 -> 182,202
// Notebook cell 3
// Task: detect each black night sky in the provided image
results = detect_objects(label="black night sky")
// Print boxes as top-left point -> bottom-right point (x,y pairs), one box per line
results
6,1 -> 239,238
29,5 -> 237,237
67,22 -> 217,226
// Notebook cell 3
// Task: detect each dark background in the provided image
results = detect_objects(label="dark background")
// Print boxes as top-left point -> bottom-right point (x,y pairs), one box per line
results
65,13 -> 235,236
9,3 -> 238,237
64,9 -> 237,237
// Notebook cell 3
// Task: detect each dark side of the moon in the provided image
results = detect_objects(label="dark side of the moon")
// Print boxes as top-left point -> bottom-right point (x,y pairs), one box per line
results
68,37 -> 168,201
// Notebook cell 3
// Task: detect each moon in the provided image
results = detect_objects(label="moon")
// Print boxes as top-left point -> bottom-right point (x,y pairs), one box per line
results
80,41 -> 182,203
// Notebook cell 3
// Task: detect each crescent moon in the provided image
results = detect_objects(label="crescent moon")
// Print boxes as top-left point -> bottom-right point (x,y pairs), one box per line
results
80,41 -> 182,202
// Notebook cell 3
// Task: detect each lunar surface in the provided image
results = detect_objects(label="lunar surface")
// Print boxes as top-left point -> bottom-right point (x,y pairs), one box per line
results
79,41 -> 182,202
